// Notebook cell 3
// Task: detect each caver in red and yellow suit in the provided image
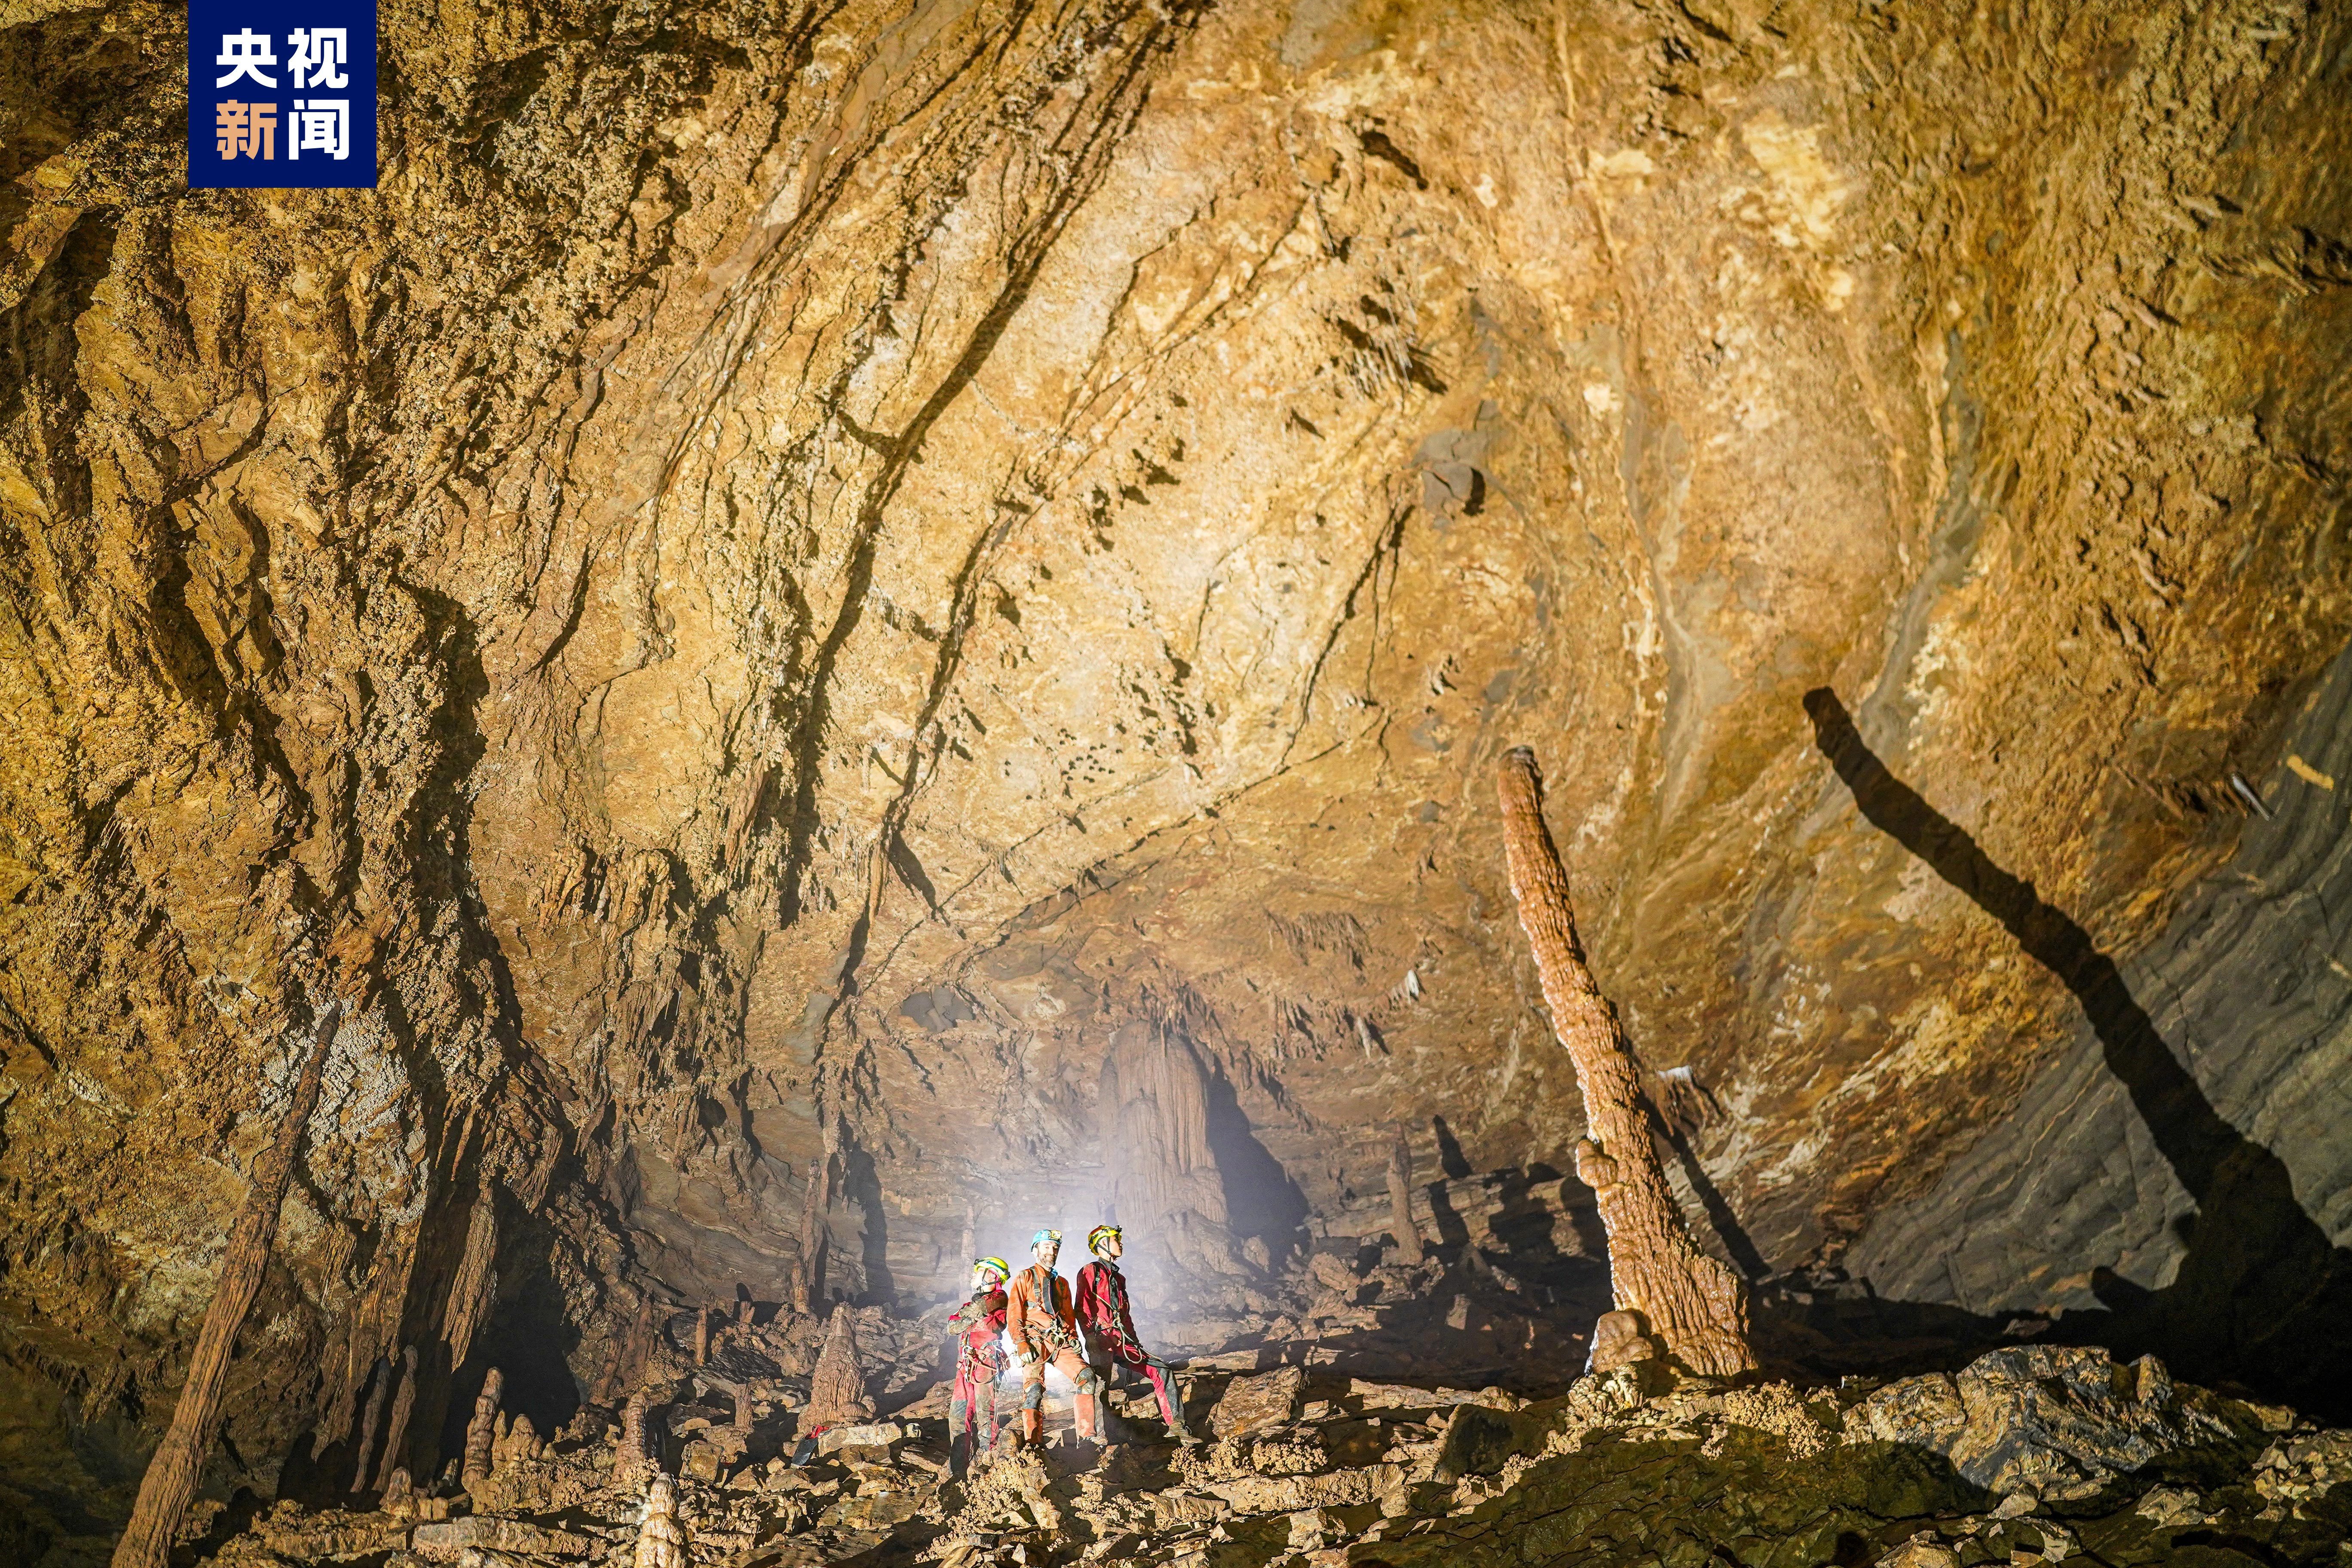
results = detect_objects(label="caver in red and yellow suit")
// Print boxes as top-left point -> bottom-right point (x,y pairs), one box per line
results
1073,1224 -> 1194,1441
946,1257 -> 1011,1476
1004,1228 -> 1102,1445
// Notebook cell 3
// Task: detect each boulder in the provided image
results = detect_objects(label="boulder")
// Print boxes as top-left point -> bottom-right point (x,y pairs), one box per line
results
410,1515 -> 593,1560
1846,1346 -> 2254,1501
816,1421 -> 903,1455
1213,1367 -> 1305,1438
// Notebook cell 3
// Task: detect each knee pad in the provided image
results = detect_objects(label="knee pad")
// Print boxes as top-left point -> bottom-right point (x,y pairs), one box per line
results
1023,1381 -> 1045,1411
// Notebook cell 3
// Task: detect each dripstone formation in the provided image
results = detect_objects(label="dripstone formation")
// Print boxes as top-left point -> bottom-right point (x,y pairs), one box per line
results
4,0 -> 2351,1562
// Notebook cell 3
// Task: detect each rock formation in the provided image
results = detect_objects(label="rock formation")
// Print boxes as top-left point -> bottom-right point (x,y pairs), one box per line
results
805,1310 -> 872,1430
613,1392 -> 651,1492
791,1156 -> 830,1316
1387,1127 -> 1424,1265
6,0 -> 2352,1555
634,1473 -> 689,1568
371,1347 -> 419,1498
694,1306 -> 711,1366
1498,749 -> 1755,1377
108,1001 -> 343,1568
347,1355 -> 390,1494
460,1368 -> 504,1490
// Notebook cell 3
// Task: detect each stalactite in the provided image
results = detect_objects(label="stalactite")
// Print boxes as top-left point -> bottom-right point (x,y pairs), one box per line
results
348,1355 -> 391,1493
441,1185 -> 499,1368
1387,1126 -> 1424,1265
110,1000 -> 345,1568
804,1307 -> 871,1429
1497,747 -> 1756,1378
316,1218 -> 422,1459
461,1367 -> 503,1490
614,1390 -> 649,1489
371,1345 -> 418,1494
599,1295 -> 654,1406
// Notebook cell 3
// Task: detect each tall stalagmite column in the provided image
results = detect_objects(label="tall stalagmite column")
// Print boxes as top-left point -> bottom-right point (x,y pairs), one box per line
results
1496,748 -> 1755,1377
1386,1127 -> 1424,1265
111,1001 -> 346,1568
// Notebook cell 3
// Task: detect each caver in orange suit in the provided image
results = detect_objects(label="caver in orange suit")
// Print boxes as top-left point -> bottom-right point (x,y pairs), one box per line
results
1005,1229 -> 1101,1444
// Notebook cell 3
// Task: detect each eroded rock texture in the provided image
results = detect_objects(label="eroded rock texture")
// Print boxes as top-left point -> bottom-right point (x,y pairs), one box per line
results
3,0 -> 2351,1558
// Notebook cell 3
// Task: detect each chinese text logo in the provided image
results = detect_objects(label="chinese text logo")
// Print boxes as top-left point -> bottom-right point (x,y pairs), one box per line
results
189,3 -> 376,189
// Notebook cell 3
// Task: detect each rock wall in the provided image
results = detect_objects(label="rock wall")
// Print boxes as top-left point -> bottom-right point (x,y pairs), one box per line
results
3,0 -> 2351,1551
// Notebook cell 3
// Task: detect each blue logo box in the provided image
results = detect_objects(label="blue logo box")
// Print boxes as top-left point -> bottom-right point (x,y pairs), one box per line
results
187,0 -> 377,189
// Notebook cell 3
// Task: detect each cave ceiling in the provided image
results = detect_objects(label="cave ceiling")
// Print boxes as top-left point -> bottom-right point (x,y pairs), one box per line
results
3,0 -> 2350,1459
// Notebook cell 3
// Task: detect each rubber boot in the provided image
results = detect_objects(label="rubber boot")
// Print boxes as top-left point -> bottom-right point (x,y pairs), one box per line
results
1020,1407 -> 1043,1448
1074,1389 -> 1099,1444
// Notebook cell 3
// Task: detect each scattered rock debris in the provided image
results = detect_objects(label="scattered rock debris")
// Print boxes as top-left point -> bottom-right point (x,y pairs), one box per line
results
193,1342 -> 2346,1567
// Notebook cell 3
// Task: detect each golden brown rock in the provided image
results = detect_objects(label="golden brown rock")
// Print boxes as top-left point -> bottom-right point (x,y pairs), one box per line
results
348,1355 -> 390,1494
634,1473 -> 689,1568
805,1309 -> 872,1430
1498,750 -> 1755,1378
371,1347 -> 419,1498
460,1368 -> 504,1491
614,1391 -> 652,1493
109,1002 -> 342,1568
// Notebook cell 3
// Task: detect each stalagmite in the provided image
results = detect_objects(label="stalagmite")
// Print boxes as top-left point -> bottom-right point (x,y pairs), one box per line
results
372,1345 -> 419,1495
734,1284 -> 753,1327
733,1382 -> 754,1436
1386,1126 -> 1424,1265
348,1355 -> 391,1493
791,1153 -> 830,1314
1497,747 -> 1757,1378
614,1390 -> 650,1489
461,1367 -> 503,1490
635,1473 -> 689,1568
804,1308 -> 871,1429
695,1305 -> 711,1365
110,1000 -> 345,1568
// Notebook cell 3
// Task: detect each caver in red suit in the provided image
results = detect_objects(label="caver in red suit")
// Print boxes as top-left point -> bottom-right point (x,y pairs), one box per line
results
946,1259 -> 1011,1476
1073,1225 -> 1194,1442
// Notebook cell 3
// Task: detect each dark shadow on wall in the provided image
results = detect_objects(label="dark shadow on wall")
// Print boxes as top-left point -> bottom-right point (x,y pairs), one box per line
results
1200,1069 -> 1311,1270
1805,688 -> 2352,1419
1652,1116 -> 1772,1282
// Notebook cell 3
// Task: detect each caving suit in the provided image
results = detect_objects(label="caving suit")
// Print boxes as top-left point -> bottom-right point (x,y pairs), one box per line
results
1074,1257 -> 1191,1438
1005,1263 -> 1101,1442
946,1286 -> 1009,1476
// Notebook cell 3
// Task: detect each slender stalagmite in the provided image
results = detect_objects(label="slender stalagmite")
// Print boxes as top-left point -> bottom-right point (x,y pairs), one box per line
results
1497,747 -> 1756,1377
734,1285 -> 752,1327
349,1356 -> 391,1492
370,1346 -> 418,1493
461,1368 -> 503,1489
1386,1126 -> 1424,1265
791,1154 -> 829,1314
111,1001 -> 345,1568
694,1306 -> 711,1365
614,1391 -> 649,1488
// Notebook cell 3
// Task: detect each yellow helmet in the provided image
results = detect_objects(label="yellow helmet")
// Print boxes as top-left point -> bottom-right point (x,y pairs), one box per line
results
1087,1224 -> 1123,1257
973,1256 -> 1011,1284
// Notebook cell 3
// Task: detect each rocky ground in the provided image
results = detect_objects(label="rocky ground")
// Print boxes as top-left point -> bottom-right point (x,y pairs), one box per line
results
190,1333 -> 2349,1568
